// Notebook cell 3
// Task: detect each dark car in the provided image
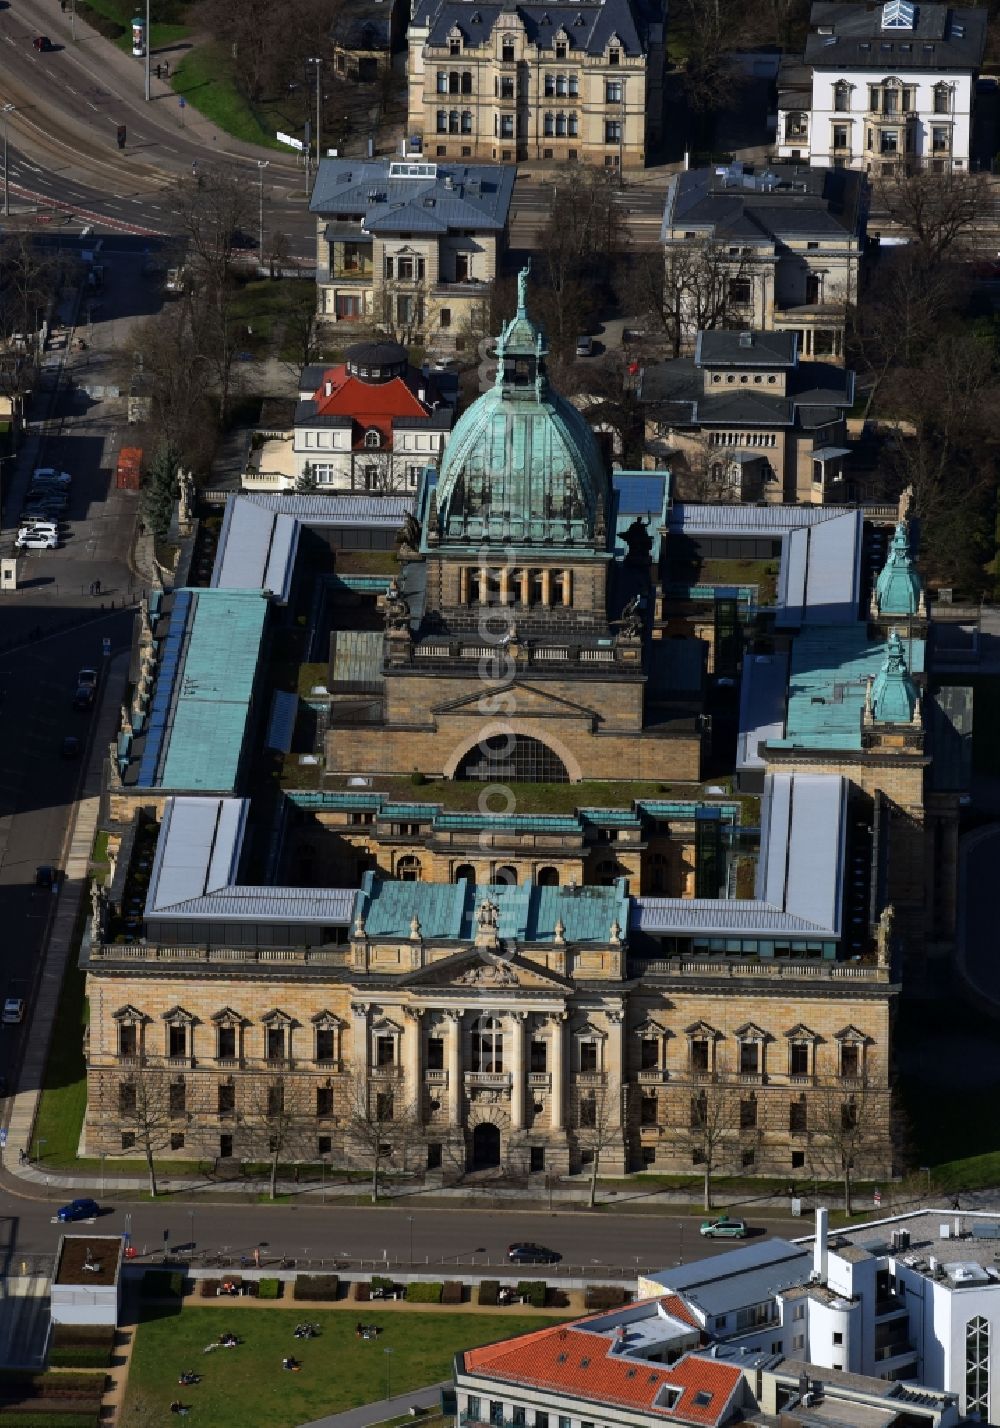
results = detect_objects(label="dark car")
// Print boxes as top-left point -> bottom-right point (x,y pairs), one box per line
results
32,35 -> 52,50
506,1242 -> 560,1264
57,1198 -> 100,1223
73,685 -> 95,712
60,735 -> 81,758
35,865 -> 62,890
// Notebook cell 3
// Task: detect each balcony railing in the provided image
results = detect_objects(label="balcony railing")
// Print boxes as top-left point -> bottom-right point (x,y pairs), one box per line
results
637,1068 -> 668,1083
116,1053 -> 144,1066
215,1057 -> 244,1069
575,1071 -> 607,1087
464,1071 -> 512,1089
528,1071 -> 551,1088
371,1064 -> 404,1080
425,1069 -> 448,1085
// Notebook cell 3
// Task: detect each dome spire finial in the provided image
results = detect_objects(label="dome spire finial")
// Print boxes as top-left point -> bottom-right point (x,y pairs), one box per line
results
517,260 -> 531,317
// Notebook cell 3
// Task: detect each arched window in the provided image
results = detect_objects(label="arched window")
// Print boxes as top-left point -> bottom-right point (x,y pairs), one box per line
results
556,113 -> 566,136
568,113 -> 578,136
456,734 -> 569,783
544,112 -> 554,136
967,1317 -> 989,1417
454,863 -> 476,884
472,1014 -> 503,1073
364,428 -> 381,449
494,865 -> 517,886
449,110 -> 460,133
461,110 -> 473,133
461,70 -> 472,94
436,110 -> 447,133
556,73 -> 567,96
833,80 -> 850,112
396,855 -> 421,882
537,866 -> 559,886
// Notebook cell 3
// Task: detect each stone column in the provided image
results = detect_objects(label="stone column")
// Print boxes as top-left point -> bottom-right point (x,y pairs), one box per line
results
407,1008 -> 423,1124
607,1009 -> 624,1126
499,567 -> 510,605
510,1012 -> 526,1130
447,1010 -> 462,1124
460,567 -> 469,604
561,570 -> 572,607
350,1002 -> 370,1078
479,568 -> 489,604
550,1012 -> 566,1132
540,569 -> 552,607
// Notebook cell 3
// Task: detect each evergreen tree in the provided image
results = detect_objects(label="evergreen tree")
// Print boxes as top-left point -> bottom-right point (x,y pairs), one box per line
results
141,442 -> 181,540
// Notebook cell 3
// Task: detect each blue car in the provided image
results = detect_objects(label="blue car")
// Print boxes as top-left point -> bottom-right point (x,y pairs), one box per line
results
57,1198 -> 99,1222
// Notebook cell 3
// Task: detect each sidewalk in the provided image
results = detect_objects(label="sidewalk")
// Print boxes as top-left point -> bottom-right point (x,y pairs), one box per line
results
301,1381 -> 449,1428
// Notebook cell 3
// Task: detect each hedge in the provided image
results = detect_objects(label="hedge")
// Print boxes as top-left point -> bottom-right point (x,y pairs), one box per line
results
516,1280 -> 546,1308
257,1277 -> 282,1300
0,1416 -> 100,1427
49,1328 -> 114,1352
353,1282 -> 370,1301
46,1351 -> 111,1370
441,1280 -> 464,1305
294,1274 -> 339,1302
370,1275 -> 394,1292
585,1285 -> 627,1311
140,1270 -> 185,1300
405,1282 -> 442,1303
200,1279 -> 221,1299
478,1279 -> 499,1306
547,1288 -> 571,1308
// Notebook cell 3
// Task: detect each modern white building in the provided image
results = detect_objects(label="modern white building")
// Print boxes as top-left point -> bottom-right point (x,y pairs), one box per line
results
776,1 -> 987,172
641,1206 -> 1000,1423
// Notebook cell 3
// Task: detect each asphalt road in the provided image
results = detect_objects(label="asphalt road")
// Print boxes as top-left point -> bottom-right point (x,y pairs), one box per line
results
0,1194 -> 804,1270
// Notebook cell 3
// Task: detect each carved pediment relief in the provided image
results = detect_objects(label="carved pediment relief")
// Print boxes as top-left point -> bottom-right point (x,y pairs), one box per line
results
401,947 -> 571,992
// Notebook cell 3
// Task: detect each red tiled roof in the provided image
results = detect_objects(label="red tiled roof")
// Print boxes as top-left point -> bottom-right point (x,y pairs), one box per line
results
462,1303 -> 741,1428
659,1295 -> 701,1331
312,364 -> 432,448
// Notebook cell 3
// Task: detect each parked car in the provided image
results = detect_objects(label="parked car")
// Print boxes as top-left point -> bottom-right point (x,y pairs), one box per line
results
2,998 -> 24,1024
73,683 -> 95,710
32,468 -> 72,487
32,35 -> 52,51
575,335 -> 594,357
57,1198 -> 100,1222
506,1242 -> 560,1264
35,866 -> 62,889
60,735 -> 81,758
15,530 -> 57,550
77,668 -> 98,691
699,1217 -> 748,1239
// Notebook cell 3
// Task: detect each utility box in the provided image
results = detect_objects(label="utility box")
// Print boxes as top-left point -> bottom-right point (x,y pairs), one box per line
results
0,556 -> 17,591
116,446 -> 142,491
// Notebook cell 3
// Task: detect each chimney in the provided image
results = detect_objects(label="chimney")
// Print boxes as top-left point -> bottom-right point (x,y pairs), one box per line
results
325,381 -> 333,397
814,1206 -> 829,1281
418,387 -> 426,404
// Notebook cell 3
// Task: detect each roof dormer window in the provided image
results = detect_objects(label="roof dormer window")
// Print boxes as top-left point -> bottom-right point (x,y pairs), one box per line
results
364,429 -> 382,448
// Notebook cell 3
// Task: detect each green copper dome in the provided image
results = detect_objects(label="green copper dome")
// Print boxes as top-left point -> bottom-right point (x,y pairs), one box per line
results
432,267 -> 607,549
874,522 -> 923,616
871,630 -> 919,724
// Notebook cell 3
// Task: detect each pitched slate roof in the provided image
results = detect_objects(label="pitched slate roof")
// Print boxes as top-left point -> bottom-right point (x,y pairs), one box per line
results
803,0 -> 987,69
310,160 -> 514,233
463,1312 -> 741,1427
419,0 -> 652,57
357,873 -> 629,942
664,163 -> 866,246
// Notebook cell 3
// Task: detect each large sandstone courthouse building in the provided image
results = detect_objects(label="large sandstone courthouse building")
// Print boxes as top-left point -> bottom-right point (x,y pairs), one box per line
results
79,282 -> 955,1185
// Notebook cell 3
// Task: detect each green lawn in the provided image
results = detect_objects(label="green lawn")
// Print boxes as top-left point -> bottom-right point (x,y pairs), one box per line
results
127,1309 -> 553,1428
32,934 -> 89,1166
172,43 -> 282,149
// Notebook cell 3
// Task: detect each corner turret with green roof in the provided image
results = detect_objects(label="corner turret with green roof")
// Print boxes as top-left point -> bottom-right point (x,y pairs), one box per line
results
869,630 -> 920,725
873,522 -> 924,618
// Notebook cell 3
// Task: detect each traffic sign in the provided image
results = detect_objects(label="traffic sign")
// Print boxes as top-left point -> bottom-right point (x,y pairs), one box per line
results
0,1129 -> 7,1149
178,96 -> 186,107
102,637 -> 111,658
277,131 -> 304,151
873,1189 -> 882,1209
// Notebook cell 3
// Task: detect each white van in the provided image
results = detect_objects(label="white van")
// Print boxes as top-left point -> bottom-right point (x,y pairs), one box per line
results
18,520 -> 58,537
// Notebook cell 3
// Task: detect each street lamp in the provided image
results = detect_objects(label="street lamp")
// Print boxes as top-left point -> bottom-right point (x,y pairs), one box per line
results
306,57 -> 322,169
383,1347 -> 395,1399
321,1154 -> 329,1204
2,104 -> 14,219
144,0 -> 151,101
257,160 -> 269,268
189,1208 -> 195,1250
408,1215 -> 414,1265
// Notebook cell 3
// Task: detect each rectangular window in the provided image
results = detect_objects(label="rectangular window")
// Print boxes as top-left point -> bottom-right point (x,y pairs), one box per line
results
268,1083 -> 284,1117
729,278 -> 752,305
168,1024 -> 186,1057
934,87 -> 950,114
833,124 -> 849,150
122,1131 -> 136,1150
640,1037 -> 658,1070
377,1091 -> 394,1121
119,1082 -> 136,1114
579,1041 -> 598,1073
739,1042 -> 759,1075
606,80 -> 622,103
467,1399 -> 481,1423
604,120 -> 621,143
790,1100 -> 808,1133
501,76 -> 514,98
218,1083 -> 235,1116
841,1043 -> 860,1077
219,1133 -> 233,1158
169,1080 -> 186,1115
740,1096 -> 757,1130
790,1042 -> 809,1075
579,1092 -> 597,1127
641,1094 -> 658,1126
170,1132 -> 185,1151
868,86 -> 880,112
440,308 -> 451,329
377,1036 -> 395,1067
880,130 -> 900,154
318,1135 -> 332,1156
316,1028 -> 335,1063
118,1023 -> 137,1057
427,1142 -> 443,1169
266,1027 -> 285,1061
691,1038 -> 709,1072
530,1146 -> 546,1172
217,1025 -> 236,1059
316,1086 -> 334,1117
500,115 -> 514,139
427,1036 -> 444,1070
513,1410 -> 526,1427
530,1039 -> 547,1072
932,127 -> 949,151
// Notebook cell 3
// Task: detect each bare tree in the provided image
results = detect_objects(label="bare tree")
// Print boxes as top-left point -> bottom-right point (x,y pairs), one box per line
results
344,1071 -> 419,1203
672,0 -> 761,115
875,167 -> 990,265
0,233 -> 61,354
353,445 -> 408,494
243,1073 -> 312,1200
663,1074 -> 750,1211
118,1066 -> 173,1198
806,1063 -> 891,1216
577,1080 -> 624,1208
629,244 -> 758,359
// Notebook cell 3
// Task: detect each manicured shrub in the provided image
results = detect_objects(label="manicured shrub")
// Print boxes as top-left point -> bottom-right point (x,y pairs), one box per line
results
294,1274 -> 339,1301
478,1279 -> 499,1306
140,1270 -> 184,1300
370,1275 -> 394,1293
441,1281 -> 464,1305
405,1281 -> 442,1303
49,1328 -> 114,1351
0,1415 -> 101,1427
585,1285 -> 627,1311
46,1349 -> 111,1370
516,1280 -> 546,1308
257,1277 -> 282,1299
546,1288 -> 570,1309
